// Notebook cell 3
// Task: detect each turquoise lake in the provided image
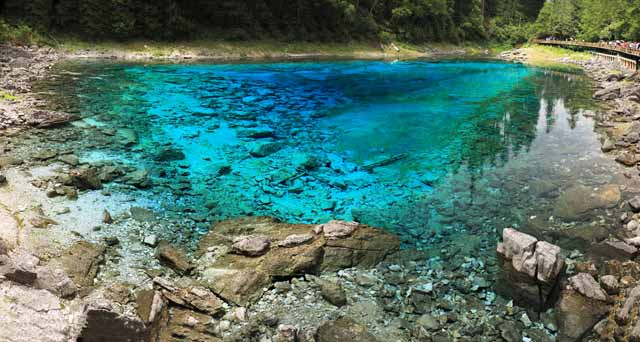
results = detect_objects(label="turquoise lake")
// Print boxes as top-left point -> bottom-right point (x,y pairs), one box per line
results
39,59 -> 624,249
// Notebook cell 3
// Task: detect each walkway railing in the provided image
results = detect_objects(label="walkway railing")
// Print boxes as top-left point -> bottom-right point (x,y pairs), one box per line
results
533,39 -> 640,58
533,39 -> 640,70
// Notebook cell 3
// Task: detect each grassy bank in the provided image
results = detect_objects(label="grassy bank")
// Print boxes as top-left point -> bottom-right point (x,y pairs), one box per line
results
515,45 -> 593,70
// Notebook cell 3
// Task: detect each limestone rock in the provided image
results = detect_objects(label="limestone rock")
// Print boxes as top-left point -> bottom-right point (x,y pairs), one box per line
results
316,278 -> 347,307
156,307 -> 222,342
568,273 -> 608,301
278,233 -> 314,248
197,217 -> 399,305
599,275 -> 619,295
591,239 -> 638,260
0,282 -> 84,342
0,249 -> 39,285
35,264 -> 77,298
553,185 -> 620,220
496,228 -> 565,310
250,141 -> 281,157
556,286 -> 610,341
319,220 -> 359,239
232,235 -> 271,256
69,166 -> 103,190
79,307 -> 148,342
156,241 -> 193,274
154,278 -> 225,317
202,268 -> 270,306
59,241 -> 105,292
315,317 -> 379,342
616,152 -> 639,167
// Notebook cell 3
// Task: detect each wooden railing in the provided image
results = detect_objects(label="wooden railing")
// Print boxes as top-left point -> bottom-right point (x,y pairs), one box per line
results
533,39 -> 640,70
533,39 -> 640,58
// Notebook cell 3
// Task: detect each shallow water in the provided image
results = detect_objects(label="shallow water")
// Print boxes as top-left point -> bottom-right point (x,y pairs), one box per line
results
37,59 -> 625,249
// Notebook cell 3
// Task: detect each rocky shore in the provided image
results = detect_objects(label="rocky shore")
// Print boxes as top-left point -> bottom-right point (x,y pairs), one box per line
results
2,42 -> 640,342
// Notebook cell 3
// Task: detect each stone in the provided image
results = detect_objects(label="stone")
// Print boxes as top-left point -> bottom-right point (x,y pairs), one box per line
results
33,149 -> 58,161
630,196 -> 640,212
319,220 -> 359,239
599,275 -> 619,295
143,234 -> 158,247
202,268 -> 270,306
315,317 -> 379,342
317,278 -> 347,307
156,307 -> 221,342
0,174 -> 7,186
156,241 -> 193,274
155,280 -> 225,317
124,169 -> 150,188
27,110 -> 78,128
197,217 -> 398,304
0,249 -> 38,285
568,273 -> 608,301
276,324 -> 298,342
553,185 -> 621,220
0,282 -> 83,342
556,286 -> 610,341
69,166 -> 102,190
79,308 -> 148,342
154,148 -> 185,162
35,264 -> 76,298
250,141 -> 281,157
232,235 -> 271,256
591,239 -> 638,260
102,209 -> 113,224
594,85 -> 621,100
59,241 -> 105,292
616,152 -> 639,167
416,314 -> 440,331
617,285 -> 640,323
496,228 -> 565,311
278,233 -> 314,247
292,153 -> 319,170
58,154 -> 79,166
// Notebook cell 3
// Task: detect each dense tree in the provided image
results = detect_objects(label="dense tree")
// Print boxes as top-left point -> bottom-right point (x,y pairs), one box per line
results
0,0 -> 592,43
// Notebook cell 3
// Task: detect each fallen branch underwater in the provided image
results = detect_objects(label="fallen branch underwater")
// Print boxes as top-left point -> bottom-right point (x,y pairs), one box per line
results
362,153 -> 409,172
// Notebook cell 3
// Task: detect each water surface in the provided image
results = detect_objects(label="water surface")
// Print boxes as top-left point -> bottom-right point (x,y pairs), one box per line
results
38,59 -> 624,249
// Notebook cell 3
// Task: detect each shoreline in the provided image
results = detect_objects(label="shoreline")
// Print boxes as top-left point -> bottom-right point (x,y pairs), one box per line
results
2,42 -> 640,341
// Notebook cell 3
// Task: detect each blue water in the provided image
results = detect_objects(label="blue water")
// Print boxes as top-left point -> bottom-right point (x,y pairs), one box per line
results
41,59 -> 615,247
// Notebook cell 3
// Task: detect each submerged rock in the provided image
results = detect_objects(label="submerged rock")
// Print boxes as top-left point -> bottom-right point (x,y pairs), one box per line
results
553,185 -> 620,221
154,148 -> 185,162
250,141 -> 281,157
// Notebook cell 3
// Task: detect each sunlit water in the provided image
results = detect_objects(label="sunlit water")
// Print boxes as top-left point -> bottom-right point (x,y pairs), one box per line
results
38,59 -> 626,250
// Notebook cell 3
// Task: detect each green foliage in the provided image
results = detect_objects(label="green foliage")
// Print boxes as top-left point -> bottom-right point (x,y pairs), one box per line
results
2,0 -> 615,45
0,20 -> 46,45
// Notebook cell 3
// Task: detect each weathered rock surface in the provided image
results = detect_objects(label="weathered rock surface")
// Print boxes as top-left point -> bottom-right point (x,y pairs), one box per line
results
556,276 -> 610,342
0,282 -> 84,342
553,185 -> 621,220
156,241 -> 193,274
232,235 -> 271,256
315,317 -> 379,342
496,228 -> 565,310
197,217 -> 399,306
58,241 -> 105,293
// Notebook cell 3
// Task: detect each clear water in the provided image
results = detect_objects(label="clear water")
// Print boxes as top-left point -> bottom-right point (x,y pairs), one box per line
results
38,59 -> 625,249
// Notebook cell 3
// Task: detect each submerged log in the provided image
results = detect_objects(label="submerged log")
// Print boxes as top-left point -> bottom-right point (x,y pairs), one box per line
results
362,153 -> 408,172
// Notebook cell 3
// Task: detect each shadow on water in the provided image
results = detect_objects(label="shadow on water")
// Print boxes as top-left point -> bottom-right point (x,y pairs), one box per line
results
35,59 -> 619,251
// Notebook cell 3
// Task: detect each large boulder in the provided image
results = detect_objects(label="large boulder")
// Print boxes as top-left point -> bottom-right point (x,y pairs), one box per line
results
196,217 -> 399,306
556,273 -> 610,342
553,185 -> 620,221
496,228 -> 565,311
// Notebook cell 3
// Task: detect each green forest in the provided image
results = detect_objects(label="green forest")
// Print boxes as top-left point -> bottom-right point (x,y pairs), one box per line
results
0,0 -> 639,44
